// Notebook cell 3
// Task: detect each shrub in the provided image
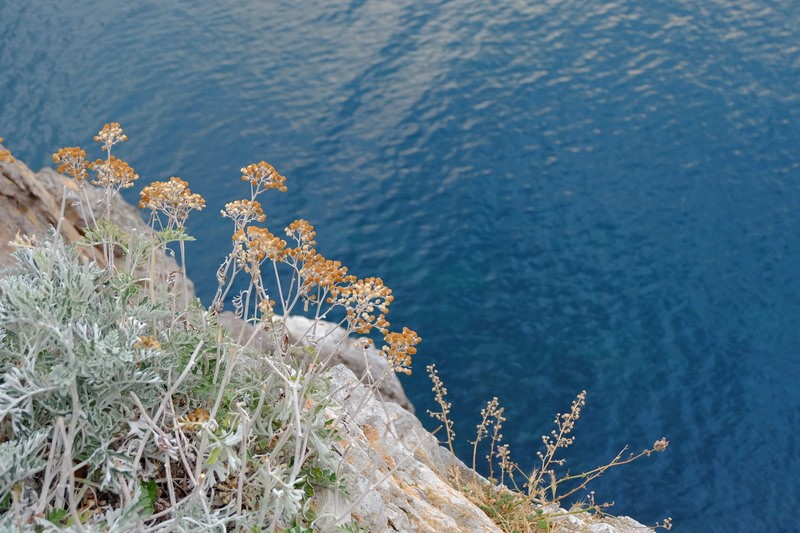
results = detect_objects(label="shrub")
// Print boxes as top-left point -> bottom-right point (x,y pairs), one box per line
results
0,125 -> 418,531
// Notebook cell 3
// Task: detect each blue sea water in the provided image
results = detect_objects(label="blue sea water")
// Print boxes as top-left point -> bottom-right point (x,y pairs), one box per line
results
2,1 -> 799,530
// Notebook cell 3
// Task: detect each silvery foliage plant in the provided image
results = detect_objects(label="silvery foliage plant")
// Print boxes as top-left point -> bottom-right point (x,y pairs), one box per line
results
0,231 -> 342,531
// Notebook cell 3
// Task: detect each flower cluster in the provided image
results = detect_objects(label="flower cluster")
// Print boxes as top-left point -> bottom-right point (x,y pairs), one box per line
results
180,408 -> 211,432
0,137 -> 14,163
52,147 -> 88,181
89,155 -> 139,189
217,158 -> 419,377
233,226 -> 288,274
329,277 -> 393,335
135,335 -> 162,350
241,161 -> 287,193
53,124 -> 138,192
539,390 -> 586,462
652,438 -> 669,453
93,121 -> 128,152
285,219 -> 317,262
301,254 -> 353,289
381,327 -> 420,375
139,177 -> 206,229
221,199 -> 266,229
257,298 -> 277,321
427,364 -> 454,436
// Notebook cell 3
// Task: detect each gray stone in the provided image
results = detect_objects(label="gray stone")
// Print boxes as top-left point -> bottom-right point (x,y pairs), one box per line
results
316,364 -> 501,533
283,315 -> 415,413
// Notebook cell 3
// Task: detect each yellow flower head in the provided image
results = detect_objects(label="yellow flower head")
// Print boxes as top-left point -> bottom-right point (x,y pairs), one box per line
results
89,155 -> 138,189
135,335 -> 162,350
285,219 -> 317,261
222,199 -> 266,229
241,161 -> 287,192
52,147 -> 88,182
329,277 -> 394,335
232,225 -> 288,275
381,327 -> 420,375
93,122 -> 128,152
139,177 -> 206,228
300,253 -> 354,290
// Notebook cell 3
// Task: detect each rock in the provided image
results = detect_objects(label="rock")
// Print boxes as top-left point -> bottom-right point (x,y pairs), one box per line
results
283,315 -> 415,414
316,364 -> 501,532
318,365 -> 655,533
216,310 -> 277,354
542,504 -> 656,533
0,155 -> 82,263
215,312 -> 415,413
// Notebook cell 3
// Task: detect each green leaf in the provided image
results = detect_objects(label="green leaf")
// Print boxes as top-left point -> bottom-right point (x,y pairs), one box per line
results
46,508 -> 69,525
139,479 -> 158,516
207,446 -> 222,465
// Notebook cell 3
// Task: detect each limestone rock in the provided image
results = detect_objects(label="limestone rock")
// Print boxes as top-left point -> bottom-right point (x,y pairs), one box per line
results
283,315 -> 415,413
216,310 -> 276,354
215,312 -> 415,413
318,365 -> 655,533
544,504 -> 656,533
317,364 -> 501,532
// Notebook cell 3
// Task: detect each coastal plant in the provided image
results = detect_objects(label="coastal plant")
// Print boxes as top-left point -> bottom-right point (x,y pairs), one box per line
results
0,124 -> 419,531
426,364 -> 673,531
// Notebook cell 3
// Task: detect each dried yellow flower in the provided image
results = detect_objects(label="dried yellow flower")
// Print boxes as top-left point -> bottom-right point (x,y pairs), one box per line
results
52,147 -> 88,182
381,327 -> 420,375
300,253 -> 354,290
135,335 -> 161,350
285,219 -> 317,262
139,177 -> 205,228
233,225 -> 288,274
241,161 -> 287,192
89,155 -> 138,189
181,408 -> 211,432
222,199 -> 266,229
329,277 -> 394,335
93,122 -> 128,152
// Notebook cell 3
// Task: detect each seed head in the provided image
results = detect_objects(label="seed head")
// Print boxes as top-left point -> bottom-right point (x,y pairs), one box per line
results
139,177 -> 205,228
241,161 -> 287,192
653,438 -> 669,452
222,199 -> 266,229
52,147 -> 88,181
381,327 -> 420,375
94,122 -> 128,152
89,155 -> 138,189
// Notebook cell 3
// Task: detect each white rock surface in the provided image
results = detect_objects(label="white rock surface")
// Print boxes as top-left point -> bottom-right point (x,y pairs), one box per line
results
214,312 -> 415,413
283,315 -> 415,413
317,364 -> 501,532
315,365 -> 655,533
